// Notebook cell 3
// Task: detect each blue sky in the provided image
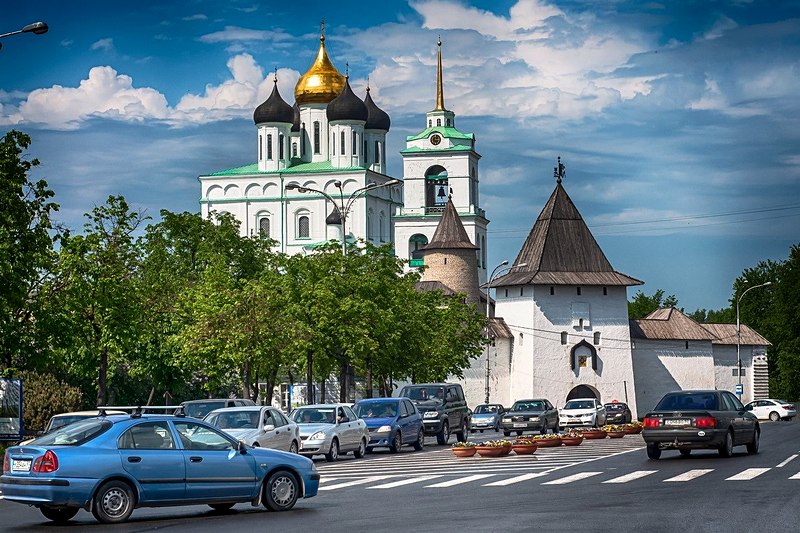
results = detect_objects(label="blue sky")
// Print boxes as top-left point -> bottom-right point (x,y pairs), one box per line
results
2,0 -> 799,312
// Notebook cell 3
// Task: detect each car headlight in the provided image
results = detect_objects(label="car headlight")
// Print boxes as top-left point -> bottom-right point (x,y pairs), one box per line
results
423,411 -> 439,419
309,431 -> 327,440
502,418 -> 511,423
376,425 -> 393,433
530,417 -> 540,422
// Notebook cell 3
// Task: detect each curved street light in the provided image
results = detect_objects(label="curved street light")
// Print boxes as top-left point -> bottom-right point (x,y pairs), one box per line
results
285,178 -> 401,256
736,281 -> 772,398
0,22 -> 48,50
484,260 -> 527,404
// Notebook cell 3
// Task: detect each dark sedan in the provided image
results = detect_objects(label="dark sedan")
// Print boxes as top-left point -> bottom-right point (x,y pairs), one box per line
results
642,389 -> 760,460
499,398 -> 559,436
604,402 -> 632,424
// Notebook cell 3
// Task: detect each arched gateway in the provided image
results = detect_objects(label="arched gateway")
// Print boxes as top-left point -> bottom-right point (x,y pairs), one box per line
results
566,384 -> 601,403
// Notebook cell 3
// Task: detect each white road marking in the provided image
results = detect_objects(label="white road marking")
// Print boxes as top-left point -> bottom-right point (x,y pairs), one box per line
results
664,469 -> 714,482
318,477 -> 338,483
602,470 -> 658,483
726,468 -> 771,481
425,474 -> 494,487
542,471 -> 603,485
788,472 -> 800,480
319,476 -> 392,490
776,454 -> 798,468
483,472 -> 549,486
368,476 -> 442,489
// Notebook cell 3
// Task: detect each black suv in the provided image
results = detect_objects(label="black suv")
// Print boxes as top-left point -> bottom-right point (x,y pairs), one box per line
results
179,398 -> 255,419
398,383 -> 470,444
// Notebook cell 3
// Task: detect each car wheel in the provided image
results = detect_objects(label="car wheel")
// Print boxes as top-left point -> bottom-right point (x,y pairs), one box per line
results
289,440 -> 299,454
516,431 -> 523,436
92,480 -> 135,524
413,428 -> 424,451
390,432 -> 401,453
503,430 -> 511,437
40,506 -> 79,523
718,430 -> 734,458
263,470 -> 299,511
769,411 -> 780,422
209,503 -> 235,512
436,421 -> 450,445
456,421 -> 468,442
746,428 -> 760,454
646,443 -> 661,460
353,438 -> 367,458
325,438 -> 340,462
479,429 -> 484,433
679,449 -> 691,457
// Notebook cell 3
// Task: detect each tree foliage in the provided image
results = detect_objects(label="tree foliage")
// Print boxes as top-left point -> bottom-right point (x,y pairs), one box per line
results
627,289 -> 679,319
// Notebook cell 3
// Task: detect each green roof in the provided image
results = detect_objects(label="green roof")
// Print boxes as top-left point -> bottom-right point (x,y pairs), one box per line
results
205,159 -> 367,177
400,145 -> 474,154
406,126 -> 474,142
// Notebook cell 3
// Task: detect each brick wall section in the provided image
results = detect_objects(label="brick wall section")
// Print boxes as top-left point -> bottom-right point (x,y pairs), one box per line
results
422,249 -> 480,307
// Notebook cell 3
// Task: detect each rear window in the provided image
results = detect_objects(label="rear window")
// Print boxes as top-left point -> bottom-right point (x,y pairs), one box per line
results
655,393 -> 718,411
604,404 -> 626,411
30,419 -> 112,446
399,386 -> 444,401
183,401 -> 226,418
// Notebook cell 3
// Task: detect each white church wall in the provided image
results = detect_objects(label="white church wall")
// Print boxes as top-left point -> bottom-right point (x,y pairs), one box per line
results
712,344 -> 756,403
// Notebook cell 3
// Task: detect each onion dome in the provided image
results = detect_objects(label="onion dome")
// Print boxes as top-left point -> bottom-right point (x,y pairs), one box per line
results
294,33 -> 346,105
291,102 -> 300,132
364,85 -> 390,131
326,76 -> 368,122
253,76 -> 293,124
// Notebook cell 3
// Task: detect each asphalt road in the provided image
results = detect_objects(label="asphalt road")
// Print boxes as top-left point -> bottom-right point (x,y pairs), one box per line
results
1,420 -> 798,532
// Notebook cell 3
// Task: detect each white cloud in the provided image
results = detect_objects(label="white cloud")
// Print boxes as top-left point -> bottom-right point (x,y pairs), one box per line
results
198,26 -> 291,43
183,14 -> 208,21
90,38 -> 114,52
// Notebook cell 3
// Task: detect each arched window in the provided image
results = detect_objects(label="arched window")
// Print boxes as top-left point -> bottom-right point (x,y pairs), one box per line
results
436,118 -> 441,126
446,119 -> 451,126
259,217 -> 270,237
409,234 -> 428,265
292,142 -> 298,157
331,134 -> 335,156
266,134 -> 273,160
340,130 -> 345,156
364,140 -> 368,163
428,119 -> 432,127
561,332 -> 568,345
352,131 -> 357,155
425,165 -> 449,208
298,215 -> 310,239
300,123 -> 306,156
593,332 -> 601,345
279,134 -> 285,159
259,134 -> 263,160
313,122 -> 320,154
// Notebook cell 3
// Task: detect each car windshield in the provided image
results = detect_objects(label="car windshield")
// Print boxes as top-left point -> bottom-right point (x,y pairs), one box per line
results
564,400 -> 595,410
46,415 -> 92,432
30,419 -> 112,446
474,405 -> 499,414
604,404 -> 626,411
183,401 -> 226,419
401,386 -> 445,402
512,401 -> 544,411
355,403 -> 397,418
655,393 -> 719,411
205,410 -> 260,430
291,407 -> 336,424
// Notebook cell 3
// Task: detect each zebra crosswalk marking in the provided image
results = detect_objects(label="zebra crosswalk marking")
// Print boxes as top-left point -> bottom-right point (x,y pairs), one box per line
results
602,470 -> 658,483
725,468 -> 771,481
786,471 -> 800,480
542,472 -> 603,485
425,474 -> 495,487
319,476 -> 392,490
368,476 -> 443,489
776,454 -> 797,468
483,472 -> 550,486
663,469 -> 714,482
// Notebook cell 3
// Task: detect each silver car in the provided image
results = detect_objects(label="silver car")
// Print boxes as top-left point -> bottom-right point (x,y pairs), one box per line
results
290,403 -> 368,462
204,406 -> 300,453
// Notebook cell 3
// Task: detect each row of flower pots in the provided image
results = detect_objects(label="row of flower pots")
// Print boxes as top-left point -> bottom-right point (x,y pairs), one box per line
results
451,422 -> 643,457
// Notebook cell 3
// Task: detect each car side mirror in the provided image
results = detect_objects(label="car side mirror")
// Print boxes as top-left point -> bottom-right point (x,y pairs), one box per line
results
238,440 -> 248,454
264,424 -> 275,431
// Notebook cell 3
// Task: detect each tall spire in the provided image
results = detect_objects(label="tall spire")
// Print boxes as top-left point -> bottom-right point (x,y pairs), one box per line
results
435,35 -> 447,112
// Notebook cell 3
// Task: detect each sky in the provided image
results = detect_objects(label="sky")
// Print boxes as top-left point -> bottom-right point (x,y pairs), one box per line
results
2,0 -> 799,313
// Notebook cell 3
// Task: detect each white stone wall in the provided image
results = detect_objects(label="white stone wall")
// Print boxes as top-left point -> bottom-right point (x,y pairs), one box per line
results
712,343 -> 756,403
456,336 -> 513,408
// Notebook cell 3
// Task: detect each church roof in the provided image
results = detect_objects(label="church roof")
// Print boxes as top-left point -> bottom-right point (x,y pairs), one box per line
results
630,307 -> 771,346
326,77 -> 368,123
253,78 -> 294,125
406,126 -> 474,142
422,196 -> 478,251
294,32 -> 345,105
364,86 -> 390,131
489,178 -> 643,287
205,160 -> 368,177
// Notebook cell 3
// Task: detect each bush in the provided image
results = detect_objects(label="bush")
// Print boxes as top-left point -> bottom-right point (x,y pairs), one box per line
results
16,371 -> 83,435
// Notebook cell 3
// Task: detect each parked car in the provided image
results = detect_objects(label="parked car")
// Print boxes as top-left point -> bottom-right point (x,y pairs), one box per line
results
604,401 -> 633,424
398,383 -> 470,444
179,398 -> 255,419
642,389 -> 760,460
558,398 -> 607,430
289,404 -> 368,461
0,414 -> 319,524
353,397 -> 424,452
470,403 -> 506,433
744,398 -> 796,421
204,406 -> 300,453
19,410 -> 128,445
500,399 -> 558,436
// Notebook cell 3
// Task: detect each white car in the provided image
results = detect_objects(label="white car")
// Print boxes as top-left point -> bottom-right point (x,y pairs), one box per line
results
204,406 -> 301,453
289,403 -> 369,462
744,398 -> 796,421
558,398 -> 607,430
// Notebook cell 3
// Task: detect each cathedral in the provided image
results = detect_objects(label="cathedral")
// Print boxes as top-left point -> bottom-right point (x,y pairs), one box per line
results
198,29 -> 770,417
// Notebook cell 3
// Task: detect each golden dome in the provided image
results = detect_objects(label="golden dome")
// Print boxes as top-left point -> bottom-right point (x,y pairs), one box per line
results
294,34 -> 345,105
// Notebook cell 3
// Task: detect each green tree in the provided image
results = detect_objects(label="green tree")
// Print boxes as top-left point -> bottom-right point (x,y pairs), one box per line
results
628,289 -> 679,319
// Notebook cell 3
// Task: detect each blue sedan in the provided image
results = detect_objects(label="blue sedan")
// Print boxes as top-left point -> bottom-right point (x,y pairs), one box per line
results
0,413 -> 319,524
353,398 -> 424,453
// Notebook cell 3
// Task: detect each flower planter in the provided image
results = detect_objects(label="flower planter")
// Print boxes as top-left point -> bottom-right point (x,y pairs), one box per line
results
498,444 -> 513,456
511,443 -> 538,455
475,446 -> 506,457
561,436 -> 584,446
582,429 -> 607,440
607,431 -> 625,439
533,437 -> 561,447
452,446 -> 477,457
623,426 -> 639,434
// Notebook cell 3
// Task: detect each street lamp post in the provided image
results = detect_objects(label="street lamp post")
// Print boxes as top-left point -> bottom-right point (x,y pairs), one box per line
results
285,179 -> 401,256
0,22 -> 48,50
736,281 -> 772,399
484,261 -> 527,405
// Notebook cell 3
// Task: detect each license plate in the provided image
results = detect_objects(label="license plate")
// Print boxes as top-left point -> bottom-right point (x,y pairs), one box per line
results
513,423 -> 527,428
11,459 -> 31,472
665,419 -> 690,426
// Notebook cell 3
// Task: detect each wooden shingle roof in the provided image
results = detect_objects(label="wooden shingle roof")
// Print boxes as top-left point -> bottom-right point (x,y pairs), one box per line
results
630,307 -> 771,346
490,182 -> 642,287
701,323 -> 771,346
421,196 -> 478,252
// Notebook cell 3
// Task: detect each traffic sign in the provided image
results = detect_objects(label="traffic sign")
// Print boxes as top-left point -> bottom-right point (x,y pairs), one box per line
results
735,384 -> 743,395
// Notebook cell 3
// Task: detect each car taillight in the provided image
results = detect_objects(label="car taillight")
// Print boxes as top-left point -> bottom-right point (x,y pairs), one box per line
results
781,405 -> 793,410
2,452 -> 8,473
643,417 -> 660,428
695,416 -> 716,428
33,450 -> 58,473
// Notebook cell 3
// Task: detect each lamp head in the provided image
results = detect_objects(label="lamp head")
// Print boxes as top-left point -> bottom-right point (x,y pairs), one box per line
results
23,22 -> 48,35
285,184 -> 298,191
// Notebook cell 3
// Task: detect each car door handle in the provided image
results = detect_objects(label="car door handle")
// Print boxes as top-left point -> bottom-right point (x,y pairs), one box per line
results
190,456 -> 203,463
127,457 -> 142,463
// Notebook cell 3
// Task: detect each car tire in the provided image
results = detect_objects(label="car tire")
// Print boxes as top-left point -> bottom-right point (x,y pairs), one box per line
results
40,506 -> 80,523
209,503 -> 235,512
263,470 -> 299,511
413,428 -> 424,451
746,428 -> 760,454
718,430 -> 734,458
646,443 -> 661,460
389,432 -> 401,453
516,431 -> 523,436
436,421 -> 450,445
354,438 -> 367,458
92,480 -> 135,524
503,430 -> 511,437
679,449 -> 691,457
769,411 -> 780,422
456,421 -> 468,442
325,438 -> 340,462
289,440 -> 299,454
